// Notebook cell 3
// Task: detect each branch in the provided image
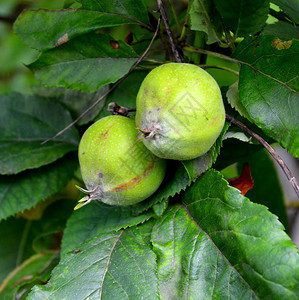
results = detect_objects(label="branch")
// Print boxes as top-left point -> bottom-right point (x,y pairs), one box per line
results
157,0 -> 182,63
226,114 -> 299,198
41,17 -> 161,145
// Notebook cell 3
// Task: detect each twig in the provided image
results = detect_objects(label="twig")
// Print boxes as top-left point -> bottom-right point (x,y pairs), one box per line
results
226,114 -> 299,198
184,45 -> 241,64
41,17 -> 161,145
199,64 -> 239,76
157,0 -> 182,63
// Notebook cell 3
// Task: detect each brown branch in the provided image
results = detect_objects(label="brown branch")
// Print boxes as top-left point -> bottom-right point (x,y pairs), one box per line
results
41,17 -> 161,145
226,114 -> 299,198
157,0 -> 182,63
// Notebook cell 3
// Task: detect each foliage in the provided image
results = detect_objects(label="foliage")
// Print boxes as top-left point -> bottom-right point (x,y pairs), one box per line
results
0,0 -> 298,299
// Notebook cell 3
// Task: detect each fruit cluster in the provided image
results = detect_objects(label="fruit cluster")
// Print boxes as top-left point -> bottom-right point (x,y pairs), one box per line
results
75,63 -> 225,209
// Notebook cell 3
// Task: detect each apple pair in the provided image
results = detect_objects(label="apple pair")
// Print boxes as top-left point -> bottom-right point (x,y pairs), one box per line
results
76,63 -> 225,208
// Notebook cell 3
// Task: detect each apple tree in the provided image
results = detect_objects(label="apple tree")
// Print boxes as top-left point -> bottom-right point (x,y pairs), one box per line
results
0,0 -> 298,299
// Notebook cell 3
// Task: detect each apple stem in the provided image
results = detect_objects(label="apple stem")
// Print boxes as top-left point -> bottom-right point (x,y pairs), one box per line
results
226,114 -> 299,198
107,102 -> 136,117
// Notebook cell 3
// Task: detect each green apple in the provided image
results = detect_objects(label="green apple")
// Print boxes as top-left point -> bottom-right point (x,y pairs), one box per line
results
76,115 -> 166,209
135,63 -> 225,160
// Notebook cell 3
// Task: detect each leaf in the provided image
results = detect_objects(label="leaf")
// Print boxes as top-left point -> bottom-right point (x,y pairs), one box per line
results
28,226 -> 158,299
223,130 -> 253,143
29,33 -> 138,92
181,122 -> 230,181
0,155 -> 77,221
234,35 -> 299,158
226,81 -> 252,121
13,9 -> 141,51
262,21 -> 299,40
34,85 -> 109,125
61,201 -> 154,255
0,200 -> 74,285
31,199 -> 75,253
97,70 -> 148,119
213,0 -> 269,37
81,0 -> 149,24
0,251 -> 59,300
189,0 -> 223,44
271,0 -> 299,24
0,218 -> 34,283
0,93 -> 78,175
132,161 -> 190,216
215,137 -> 262,171
228,162 -> 254,195
152,170 -> 299,299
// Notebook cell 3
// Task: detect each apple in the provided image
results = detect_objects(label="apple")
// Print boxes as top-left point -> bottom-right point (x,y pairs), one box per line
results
76,115 -> 166,209
135,63 -> 225,160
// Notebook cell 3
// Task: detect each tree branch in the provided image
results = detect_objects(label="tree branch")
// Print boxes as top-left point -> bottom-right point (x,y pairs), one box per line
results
157,0 -> 182,63
226,114 -> 299,198
41,17 -> 161,145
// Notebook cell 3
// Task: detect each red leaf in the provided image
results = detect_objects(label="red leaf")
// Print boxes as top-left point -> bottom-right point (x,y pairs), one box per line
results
228,163 -> 254,195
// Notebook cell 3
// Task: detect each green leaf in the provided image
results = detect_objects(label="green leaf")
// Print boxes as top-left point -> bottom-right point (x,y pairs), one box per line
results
0,155 -> 77,221
0,218 -> 34,283
29,34 -> 138,92
81,0 -> 149,24
213,0 -> 269,37
234,35 -> 299,158
31,199 -> 75,253
189,0 -> 223,44
34,85 -> 109,125
271,0 -> 299,24
0,200 -> 74,285
223,127 -> 253,143
97,70 -> 148,119
14,9 -> 141,51
262,21 -> 299,40
132,161 -> 190,216
241,149 -> 288,231
0,251 -> 59,300
181,122 -> 230,181
151,170 -> 299,299
215,137 -> 262,171
152,206 -> 257,299
28,226 -> 158,299
226,81 -> 252,121
0,93 -> 78,175
61,201 -> 154,255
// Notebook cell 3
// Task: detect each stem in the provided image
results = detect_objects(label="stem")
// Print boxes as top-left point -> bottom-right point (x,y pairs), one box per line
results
157,0 -> 182,63
199,64 -> 239,76
169,0 -> 181,33
184,45 -> 239,64
41,18 -> 161,144
184,45 -> 297,92
143,58 -> 170,64
178,0 -> 190,41
226,114 -> 299,198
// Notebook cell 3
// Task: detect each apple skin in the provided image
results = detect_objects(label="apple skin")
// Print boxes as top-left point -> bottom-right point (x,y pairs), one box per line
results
135,63 -> 225,160
78,115 -> 166,206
